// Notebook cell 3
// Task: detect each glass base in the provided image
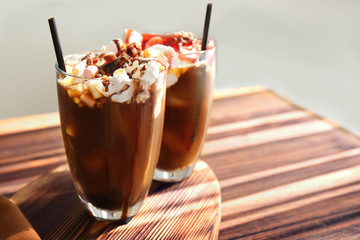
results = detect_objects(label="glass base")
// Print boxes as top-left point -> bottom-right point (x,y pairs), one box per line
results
79,196 -> 144,223
153,163 -> 196,182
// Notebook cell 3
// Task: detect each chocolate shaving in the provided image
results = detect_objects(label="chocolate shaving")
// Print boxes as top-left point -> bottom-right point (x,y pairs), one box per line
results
113,39 -> 122,56
102,80 -> 110,91
125,42 -> 142,57
99,58 -> 122,76
131,57 -> 150,65
132,80 -> 141,96
82,52 -> 96,66
103,53 -> 117,64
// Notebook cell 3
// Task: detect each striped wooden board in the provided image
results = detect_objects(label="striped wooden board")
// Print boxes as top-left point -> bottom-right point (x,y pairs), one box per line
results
203,87 -> 360,239
10,160 -> 220,239
2,86 -> 360,239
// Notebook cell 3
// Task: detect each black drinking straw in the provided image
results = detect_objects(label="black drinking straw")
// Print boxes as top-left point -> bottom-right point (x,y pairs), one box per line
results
201,3 -> 212,51
48,17 -> 66,72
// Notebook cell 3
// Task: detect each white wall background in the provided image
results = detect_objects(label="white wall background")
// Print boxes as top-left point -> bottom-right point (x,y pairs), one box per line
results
1,0 -> 360,135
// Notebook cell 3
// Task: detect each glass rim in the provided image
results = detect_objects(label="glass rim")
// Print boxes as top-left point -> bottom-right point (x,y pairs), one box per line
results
172,46 -> 216,57
56,50 -> 102,80
55,63 -> 93,81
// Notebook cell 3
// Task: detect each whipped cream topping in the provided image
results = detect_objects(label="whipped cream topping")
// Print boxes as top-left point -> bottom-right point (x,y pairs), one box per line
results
124,29 -> 212,88
60,40 -> 167,106
149,44 -> 190,87
106,72 -> 131,95
139,61 -> 160,84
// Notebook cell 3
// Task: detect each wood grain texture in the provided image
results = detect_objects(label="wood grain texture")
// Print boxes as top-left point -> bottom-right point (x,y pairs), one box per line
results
202,88 -> 360,239
10,161 -> 220,240
2,86 -> 360,239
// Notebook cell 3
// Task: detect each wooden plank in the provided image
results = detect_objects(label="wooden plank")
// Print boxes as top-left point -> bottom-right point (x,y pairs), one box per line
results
201,88 -> 360,239
0,112 -> 60,136
0,127 -> 65,197
213,86 -> 269,99
2,87 -> 360,239
11,161 -> 220,240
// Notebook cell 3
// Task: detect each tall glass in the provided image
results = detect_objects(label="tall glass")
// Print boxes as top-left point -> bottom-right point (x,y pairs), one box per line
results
153,47 -> 216,182
56,62 -> 166,223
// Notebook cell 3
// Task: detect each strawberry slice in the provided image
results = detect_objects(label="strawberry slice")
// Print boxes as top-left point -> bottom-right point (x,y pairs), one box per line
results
145,36 -> 164,48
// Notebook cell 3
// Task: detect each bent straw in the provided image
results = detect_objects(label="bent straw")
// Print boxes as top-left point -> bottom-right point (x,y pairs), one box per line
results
48,17 -> 66,72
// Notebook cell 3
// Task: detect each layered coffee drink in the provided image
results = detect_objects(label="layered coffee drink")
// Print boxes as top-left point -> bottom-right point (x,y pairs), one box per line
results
122,30 -> 216,181
157,63 -> 214,171
56,40 -> 167,222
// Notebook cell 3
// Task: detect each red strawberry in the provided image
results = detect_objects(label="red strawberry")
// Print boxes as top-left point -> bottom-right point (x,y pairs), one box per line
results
145,36 -> 164,48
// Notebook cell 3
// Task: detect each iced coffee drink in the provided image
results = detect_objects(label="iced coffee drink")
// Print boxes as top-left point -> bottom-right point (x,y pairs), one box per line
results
123,30 -> 215,182
56,39 -> 167,222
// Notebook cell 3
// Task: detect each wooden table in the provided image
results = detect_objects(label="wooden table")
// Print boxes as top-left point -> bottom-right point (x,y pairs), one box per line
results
2,86 -> 360,239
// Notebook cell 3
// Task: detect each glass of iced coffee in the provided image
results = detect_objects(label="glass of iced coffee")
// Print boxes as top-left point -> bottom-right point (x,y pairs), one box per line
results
56,40 -> 167,223
123,30 -> 216,182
